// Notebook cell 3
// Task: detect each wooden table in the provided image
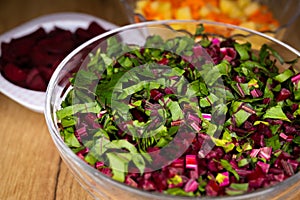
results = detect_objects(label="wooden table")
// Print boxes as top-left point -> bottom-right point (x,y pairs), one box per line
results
0,0 -> 128,199
1,1 -> 300,200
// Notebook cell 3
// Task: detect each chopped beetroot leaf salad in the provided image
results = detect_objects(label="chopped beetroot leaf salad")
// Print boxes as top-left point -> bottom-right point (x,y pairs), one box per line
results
56,24 -> 300,197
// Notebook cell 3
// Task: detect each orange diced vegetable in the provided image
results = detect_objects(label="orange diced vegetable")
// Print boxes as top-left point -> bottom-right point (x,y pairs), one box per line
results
133,0 -> 279,32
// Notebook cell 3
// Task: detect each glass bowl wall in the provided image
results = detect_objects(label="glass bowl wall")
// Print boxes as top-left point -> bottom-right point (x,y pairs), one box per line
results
45,20 -> 300,200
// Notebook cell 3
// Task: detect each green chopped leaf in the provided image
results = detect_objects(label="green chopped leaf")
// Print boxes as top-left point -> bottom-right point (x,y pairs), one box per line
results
74,70 -> 99,87
145,35 -> 164,48
106,152 -> 132,182
293,136 -> 300,145
92,136 -> 111,156
220,159 -> 239,181
100,53 -> 114,66
273,69 -> 294,83
132,154 -> 146,174
167,100 -> 184,121
195,23 -> 205,36
264,78 -> 275,99
263,105 -> 291,122
236,142 -> 252,153
84,153 -> 98,165
164,188 -> 195,197
56,102 -> 101,120
230,183 -> 249,191
265,135 -> 281,150
226,183 -> 249,195
201,61 -> 228,86
206,123 -> 218,136
106,36 -> 124,57
118,56 -> 133,68
156,137 -> 172,148
61,116 -> 77,127
238,158 -> 250,167
105,139 -> 138,153
261,44 -> 284,64
64,131 -> 81,148
234,109 -> 252,127
234,42 -> 250,61
294,81 -> 300,100
199,93 -> 219,108
211,137 -> 235,153
270,124 -> 281,135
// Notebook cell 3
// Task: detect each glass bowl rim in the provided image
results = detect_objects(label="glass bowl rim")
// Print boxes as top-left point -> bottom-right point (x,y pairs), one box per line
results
44,19 -> 300,200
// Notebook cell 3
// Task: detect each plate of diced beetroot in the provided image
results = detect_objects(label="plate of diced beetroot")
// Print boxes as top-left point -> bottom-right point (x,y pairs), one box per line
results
0,12 -> 118,113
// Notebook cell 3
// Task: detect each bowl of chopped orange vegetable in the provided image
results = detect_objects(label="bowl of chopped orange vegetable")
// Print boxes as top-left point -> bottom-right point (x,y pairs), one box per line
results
120,0 -> 300,49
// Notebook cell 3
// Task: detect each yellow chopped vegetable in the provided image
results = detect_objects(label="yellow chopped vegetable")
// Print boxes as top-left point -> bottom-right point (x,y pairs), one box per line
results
134,0 -> 279,32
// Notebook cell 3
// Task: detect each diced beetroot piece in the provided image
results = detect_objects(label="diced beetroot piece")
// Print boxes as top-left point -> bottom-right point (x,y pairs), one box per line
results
3,63 -> 27,84
236,169 -> 252,177
38,31 -> 75,54
0,42 -> 12,62
29,75 -> 47,91
251,132 -> 265,147
25,67 -> 37,80
49,27 -> 72,38
207,160 -> 220,172
184,178 -> 199,192
259,147 -> 272,161
95,161 -> 105,169
247,166 -> 266,189
75,28 -> 91,44
287,159 -> 299,172
234,75 -> 246,83
26,68 -> 47,91
262,97 -> 271,104
88,21 -> 106,36
157,57 -> 169,65
150,89 -> 163,101
185,155 -> 197,169
250,89 -> 263,98
130,108 -> 148,122
141,179 -> 156,191
30,47 -> 64,68
152,172 -> 168,191
291,73 -> 300,83
249,177 -> 265,189
284,123 -> 298,135
125,176 -> 138,188
171,158 -> 184,168
99,167 -> 113,177
10,38 -> 36,58
257,161 -> 270,174
7,28 -> 46,57
75,22 -> 107,45
24,27 -> 47,40
39,67 -> 55,83
206,180 -> 220,196
276,88 -> 291,101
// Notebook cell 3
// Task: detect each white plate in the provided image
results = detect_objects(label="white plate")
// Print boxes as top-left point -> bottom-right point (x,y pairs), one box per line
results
0,12 -> 118,113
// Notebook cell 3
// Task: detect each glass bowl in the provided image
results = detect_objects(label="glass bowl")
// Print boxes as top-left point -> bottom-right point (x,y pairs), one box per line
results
44,20 -> 300,200
120,0 -> 300,50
